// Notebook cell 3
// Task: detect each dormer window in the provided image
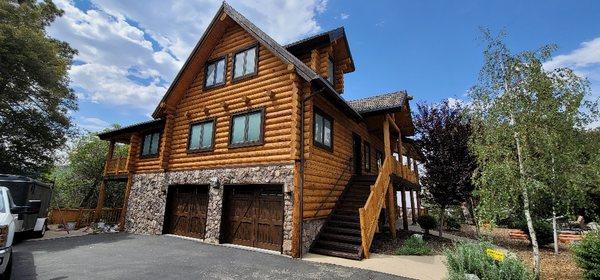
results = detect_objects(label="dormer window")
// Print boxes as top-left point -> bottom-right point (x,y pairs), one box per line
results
327,56 -> 334,84
205,57 -> 226,88
233,45 -> 257,80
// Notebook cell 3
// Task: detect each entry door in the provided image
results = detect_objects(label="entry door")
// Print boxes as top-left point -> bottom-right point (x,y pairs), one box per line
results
223,185 -> 284,251
352,133 -> 362,175
164,185 -> 209,239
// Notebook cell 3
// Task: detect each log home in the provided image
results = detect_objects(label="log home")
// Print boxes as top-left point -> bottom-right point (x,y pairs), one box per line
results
98,2 -> 422,260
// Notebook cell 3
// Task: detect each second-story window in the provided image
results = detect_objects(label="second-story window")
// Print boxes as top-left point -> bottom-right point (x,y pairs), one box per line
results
364,142 -> 371,171
205,57 -> 226,88
233,46 -> 257,80
314,110 -> 333,150
188,120 -> 215,152
230,109 -> 263,147
327,56 -> 334,85
141,132 -> 160,157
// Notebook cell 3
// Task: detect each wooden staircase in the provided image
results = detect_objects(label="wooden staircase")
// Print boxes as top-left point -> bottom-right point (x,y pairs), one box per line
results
310,175 -> 377,260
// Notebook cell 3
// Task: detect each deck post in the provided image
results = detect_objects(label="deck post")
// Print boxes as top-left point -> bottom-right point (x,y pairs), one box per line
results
94,179 -> 107,221
410,189 -> 417,224
400,184 -> 409,230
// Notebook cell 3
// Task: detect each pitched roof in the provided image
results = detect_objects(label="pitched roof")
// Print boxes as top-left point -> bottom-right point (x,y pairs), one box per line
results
151,2 -> 362,121
284,27 -> 355,73
348,91 -> 409,115
97,119 -> 164,141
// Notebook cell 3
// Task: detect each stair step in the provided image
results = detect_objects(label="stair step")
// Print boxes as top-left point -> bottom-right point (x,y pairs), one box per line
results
315,240 -> 361,252
311,248 -> 362,260
325,226 -> 361,236
320,233 -> 362,244
329,220 -> 360,228
335,209 -> 359,216
331,214 -> 359,222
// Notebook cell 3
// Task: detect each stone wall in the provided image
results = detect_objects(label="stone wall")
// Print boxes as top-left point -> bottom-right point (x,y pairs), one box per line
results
125,164 -> 295,254
302,218 -> 326,254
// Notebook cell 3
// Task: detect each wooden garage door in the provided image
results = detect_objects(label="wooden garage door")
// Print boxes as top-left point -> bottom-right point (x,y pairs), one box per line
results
223,185 -> 284,251
164,185 -> 209,239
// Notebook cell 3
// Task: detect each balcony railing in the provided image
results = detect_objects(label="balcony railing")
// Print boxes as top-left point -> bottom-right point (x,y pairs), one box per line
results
392,158 -> 419,184
104,157 -> 128,175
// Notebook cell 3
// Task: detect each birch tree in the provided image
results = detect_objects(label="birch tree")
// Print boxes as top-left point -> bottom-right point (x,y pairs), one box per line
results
469,31 -> 597,278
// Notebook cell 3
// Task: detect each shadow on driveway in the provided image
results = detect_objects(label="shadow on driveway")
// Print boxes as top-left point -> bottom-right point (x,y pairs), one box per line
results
12,233 -> 408,280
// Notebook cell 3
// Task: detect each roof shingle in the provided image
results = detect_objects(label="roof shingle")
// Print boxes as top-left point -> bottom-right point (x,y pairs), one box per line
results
348,91 -> 408,114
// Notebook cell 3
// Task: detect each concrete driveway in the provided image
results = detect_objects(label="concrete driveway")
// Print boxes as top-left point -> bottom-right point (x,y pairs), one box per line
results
12,233 -> 407,279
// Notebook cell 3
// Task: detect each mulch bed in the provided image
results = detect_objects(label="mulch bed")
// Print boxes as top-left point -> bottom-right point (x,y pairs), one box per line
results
456,224 -> 583,280
370,229 -> 453,255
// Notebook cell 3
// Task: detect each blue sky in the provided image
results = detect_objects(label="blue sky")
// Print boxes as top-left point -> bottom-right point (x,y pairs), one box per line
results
48,0 -> 600,131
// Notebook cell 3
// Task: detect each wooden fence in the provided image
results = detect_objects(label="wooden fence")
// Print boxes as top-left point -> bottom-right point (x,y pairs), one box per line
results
48,208 -> 122,229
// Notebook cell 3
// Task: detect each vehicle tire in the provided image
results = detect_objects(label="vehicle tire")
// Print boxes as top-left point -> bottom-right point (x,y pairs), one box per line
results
32,221 -> 47,238
0,251 -> 12,280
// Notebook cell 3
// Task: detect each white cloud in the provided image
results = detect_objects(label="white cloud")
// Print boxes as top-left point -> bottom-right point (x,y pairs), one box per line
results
48,0 -> 328,124
340,13 -> 349,20
78,116 -> 111,132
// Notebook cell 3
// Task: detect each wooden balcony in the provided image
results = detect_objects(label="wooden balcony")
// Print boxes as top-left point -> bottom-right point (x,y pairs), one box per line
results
392,159 -> 419,185
104,157 -> 129,176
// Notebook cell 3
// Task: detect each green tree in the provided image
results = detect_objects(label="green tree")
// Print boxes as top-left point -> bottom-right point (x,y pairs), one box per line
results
0,0 -> 77,176
469,31 -> 597,278
45,130 -> 127,209
414,101 -> 477,237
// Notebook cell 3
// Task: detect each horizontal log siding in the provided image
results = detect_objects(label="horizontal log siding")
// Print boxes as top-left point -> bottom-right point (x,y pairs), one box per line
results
167,24 -> 295,171
303,94 -> 384,219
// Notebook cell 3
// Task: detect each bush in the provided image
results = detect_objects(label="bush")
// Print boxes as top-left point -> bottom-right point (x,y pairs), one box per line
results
446,217 -> 461,231
571,231 -> 600,280
445,242 -> 534,280
518,220 -> 554,247
418,215 -> 438,234
396,236 -> 432,256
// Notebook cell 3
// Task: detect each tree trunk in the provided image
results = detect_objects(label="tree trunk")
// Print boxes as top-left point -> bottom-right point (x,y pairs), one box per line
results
552,210 -> 559,254
468,196 -> 480,237
514,130 -> 541,278
439,205 -> 445,237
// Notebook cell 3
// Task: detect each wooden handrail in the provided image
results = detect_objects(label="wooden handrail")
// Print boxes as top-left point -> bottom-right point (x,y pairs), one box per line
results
359,155 -> 393,258
105,157 -> 129,175
313,156 -> 353,218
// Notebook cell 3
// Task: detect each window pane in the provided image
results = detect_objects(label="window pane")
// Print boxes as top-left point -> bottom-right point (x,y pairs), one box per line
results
314,114 -> 323,144
215,60 -> 225,84
231,115 -> 246,144
246,112 -> 261,142
234,52 -> 245,78
244,48 -> 256,75
142,134 -> 152,155
201,122 -> 213,148
323,118 -> 331,147
327,58 -> 334,84
205,63 -> 216,86
150,133 -> 160,155
189,124 -> 201,150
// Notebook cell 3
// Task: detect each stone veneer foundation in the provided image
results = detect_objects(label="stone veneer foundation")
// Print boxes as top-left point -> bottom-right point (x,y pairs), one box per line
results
302,218 -> 326,254
125,164 -> 296,255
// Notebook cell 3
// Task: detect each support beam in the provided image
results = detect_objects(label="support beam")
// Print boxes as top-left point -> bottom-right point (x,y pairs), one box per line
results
386,114 -> 400,132
94,179 -> 107,221
410,190 -> 417,224
119,174 -> 133,230
383,117 -> 391,156
416,189 -> 422,217
400,184 -> 409,230
386,182 -> 397,238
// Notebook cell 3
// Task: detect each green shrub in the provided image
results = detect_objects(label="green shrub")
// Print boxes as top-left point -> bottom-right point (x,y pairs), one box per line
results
418,215 -> 438,234
396,236 -> 432,256
518,220 -> 553,247
445,242 -> 534,280
446,216 -> 461,231
571,231 -> 600,280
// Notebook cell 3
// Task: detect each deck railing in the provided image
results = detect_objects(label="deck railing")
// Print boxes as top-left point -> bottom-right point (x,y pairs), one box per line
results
358,156 -> 393,258
104,157 -> 128,175
48,208 -> 122,229
393,160 -> 419,184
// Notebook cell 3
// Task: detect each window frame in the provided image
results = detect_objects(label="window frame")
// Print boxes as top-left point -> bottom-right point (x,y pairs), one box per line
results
327,55 -> 335,85
203,55 -> 227,90
187,118 -> 216,153
364,141 -> 371,172
228,108 -> 265,148
231,44 -> 259,82
312,107 -> 334,152
140,131 -> 161,158
375,149 -> 384,172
